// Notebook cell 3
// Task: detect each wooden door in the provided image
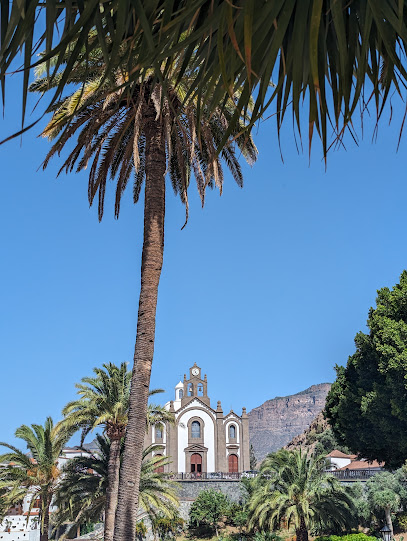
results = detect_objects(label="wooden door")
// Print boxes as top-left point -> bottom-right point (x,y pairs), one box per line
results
191,453 -> 202,474
228,454 -> 238,473
154,454 -> 164,473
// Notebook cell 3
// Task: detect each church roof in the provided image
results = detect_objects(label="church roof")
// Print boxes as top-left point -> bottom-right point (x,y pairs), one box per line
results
175,381 -> 183,389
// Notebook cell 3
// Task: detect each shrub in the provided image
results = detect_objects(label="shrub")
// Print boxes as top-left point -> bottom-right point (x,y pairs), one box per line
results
396,512 -> 407,532
314,534 -> 378,541
135,520 -> 147,541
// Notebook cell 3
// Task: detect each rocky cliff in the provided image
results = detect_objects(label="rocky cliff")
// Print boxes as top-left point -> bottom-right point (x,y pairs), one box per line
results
248,383 -> 331,461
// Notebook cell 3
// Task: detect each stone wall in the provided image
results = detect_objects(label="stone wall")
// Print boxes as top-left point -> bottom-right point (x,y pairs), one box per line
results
177,480 -> 243,520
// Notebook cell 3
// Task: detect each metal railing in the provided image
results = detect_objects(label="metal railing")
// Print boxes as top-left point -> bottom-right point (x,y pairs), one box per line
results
329,469 -> 380,480
168,471 -> 258,480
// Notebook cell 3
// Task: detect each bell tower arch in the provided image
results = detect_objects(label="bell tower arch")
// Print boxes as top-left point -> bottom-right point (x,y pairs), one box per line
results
181,363 -> 210,407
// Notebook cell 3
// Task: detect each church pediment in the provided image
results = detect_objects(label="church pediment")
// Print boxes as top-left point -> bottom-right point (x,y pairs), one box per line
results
184,443 -> 208,452
175,397 -> 216,418
224,415 -> 241,422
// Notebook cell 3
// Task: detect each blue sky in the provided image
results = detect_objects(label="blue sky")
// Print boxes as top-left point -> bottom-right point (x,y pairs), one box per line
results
1,74 -> 407,447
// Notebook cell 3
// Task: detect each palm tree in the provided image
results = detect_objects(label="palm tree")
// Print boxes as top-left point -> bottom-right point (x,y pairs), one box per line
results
61,362 -> 175,541
248,449 -> 355,541
52,434 -> 178,538
0,417 -> 73,541
31,43 -> 257,541
3,1 -> 407,159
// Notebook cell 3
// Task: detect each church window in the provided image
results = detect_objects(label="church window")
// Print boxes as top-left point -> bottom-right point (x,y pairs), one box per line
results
178,389 -> 183,399
191,421 -> 201,438
188,383 -> 194,396
155,424 -> 163,440
198,384 -> 204,396
229,424 -> 236,439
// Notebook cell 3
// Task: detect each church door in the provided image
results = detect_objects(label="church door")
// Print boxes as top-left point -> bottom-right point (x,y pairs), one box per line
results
154,454 -> 164,473
191,453 -> 202,476
228,454 -> 238,473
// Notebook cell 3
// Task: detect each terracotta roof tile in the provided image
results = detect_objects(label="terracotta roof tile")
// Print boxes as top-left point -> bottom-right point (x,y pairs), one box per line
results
327,450 -> 357,459
337,459 -> 384,470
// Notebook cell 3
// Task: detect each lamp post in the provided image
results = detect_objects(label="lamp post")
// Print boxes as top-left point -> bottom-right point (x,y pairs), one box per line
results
380,524 -> 392,541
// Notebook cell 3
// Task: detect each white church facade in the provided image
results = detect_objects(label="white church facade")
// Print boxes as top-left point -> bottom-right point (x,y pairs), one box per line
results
146,363 -> 250,475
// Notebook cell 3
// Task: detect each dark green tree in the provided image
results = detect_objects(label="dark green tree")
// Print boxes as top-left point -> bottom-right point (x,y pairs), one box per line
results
189,489 -> 230,536
250,444 -> 257,470
325,271 -> 407,469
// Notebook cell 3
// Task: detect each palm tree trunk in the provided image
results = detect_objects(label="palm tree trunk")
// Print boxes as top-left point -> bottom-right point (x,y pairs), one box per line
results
296,516 -> 309,541
113,105 -> 166,541
104,436 -> 122,541
385,506 -> 394,539
40,505 -> 50,541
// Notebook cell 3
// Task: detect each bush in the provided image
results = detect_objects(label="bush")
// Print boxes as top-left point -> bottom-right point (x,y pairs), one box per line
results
252,532 -> 283,541
189,489 -> 230,536
396,512 -> 407,532
135,520 -> 147,541
314,534 -> 378,541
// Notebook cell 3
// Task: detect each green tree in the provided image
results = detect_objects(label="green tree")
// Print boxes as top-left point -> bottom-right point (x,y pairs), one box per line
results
189,489 -> 230,536
325,271 -> 407,469
31,44 -> 257,541
53,435 -> 178,536
367,472 -> 401,538
248,449 -> 355,541
250,444 -> 257,470
3,1 -> 407,158
0,417 -> 73,541
61,362 -> 174,541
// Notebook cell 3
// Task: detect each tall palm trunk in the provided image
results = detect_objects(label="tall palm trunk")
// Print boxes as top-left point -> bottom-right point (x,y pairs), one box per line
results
40,503 -> 50,541
296,515 -> 309,541
114,104 -> 166,541
104,436 -> 122,541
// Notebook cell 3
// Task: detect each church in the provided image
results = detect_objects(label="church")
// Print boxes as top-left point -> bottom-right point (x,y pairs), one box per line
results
146,363 -> 250,475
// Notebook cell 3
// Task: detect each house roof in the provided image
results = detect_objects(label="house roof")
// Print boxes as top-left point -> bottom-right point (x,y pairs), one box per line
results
337,459 -> 384,470
327,450 -> 357,459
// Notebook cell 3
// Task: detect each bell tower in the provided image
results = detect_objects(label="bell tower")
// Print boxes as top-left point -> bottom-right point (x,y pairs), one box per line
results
181,362 -> 210,407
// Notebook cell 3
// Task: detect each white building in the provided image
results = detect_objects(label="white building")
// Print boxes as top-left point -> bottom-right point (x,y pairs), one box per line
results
146,363 -> 250,475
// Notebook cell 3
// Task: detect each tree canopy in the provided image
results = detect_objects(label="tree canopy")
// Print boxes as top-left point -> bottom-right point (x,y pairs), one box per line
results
325,270 -> 407,469
3,1 -> 407,155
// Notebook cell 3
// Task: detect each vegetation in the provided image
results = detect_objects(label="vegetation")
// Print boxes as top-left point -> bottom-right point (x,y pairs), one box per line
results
61,362 -> 130,541
325,270 -> 407,469
248,449 -> 356,541
249,444 -> 257,470
53,434 -> 178,537
4,1 -> 407,160
366,472 -> 404,538
31,39 -> 257,541
189,489 -> 230,537
60,362 -> 173,541
151,514 -> 184,541
314,534 -> 378,541
0,417 -> 73,541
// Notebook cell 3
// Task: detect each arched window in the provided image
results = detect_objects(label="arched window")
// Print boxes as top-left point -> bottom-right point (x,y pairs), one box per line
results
191,420 -> 201,438
155,423 -> 163,440
178,389 -> 184,399
229,424 -> 236,439
188,383 -> 194,396
197,384 -> 204,396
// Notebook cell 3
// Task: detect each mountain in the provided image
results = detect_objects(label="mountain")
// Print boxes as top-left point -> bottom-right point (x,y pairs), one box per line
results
284,411 -> 328,451
248,383 -> 331,461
